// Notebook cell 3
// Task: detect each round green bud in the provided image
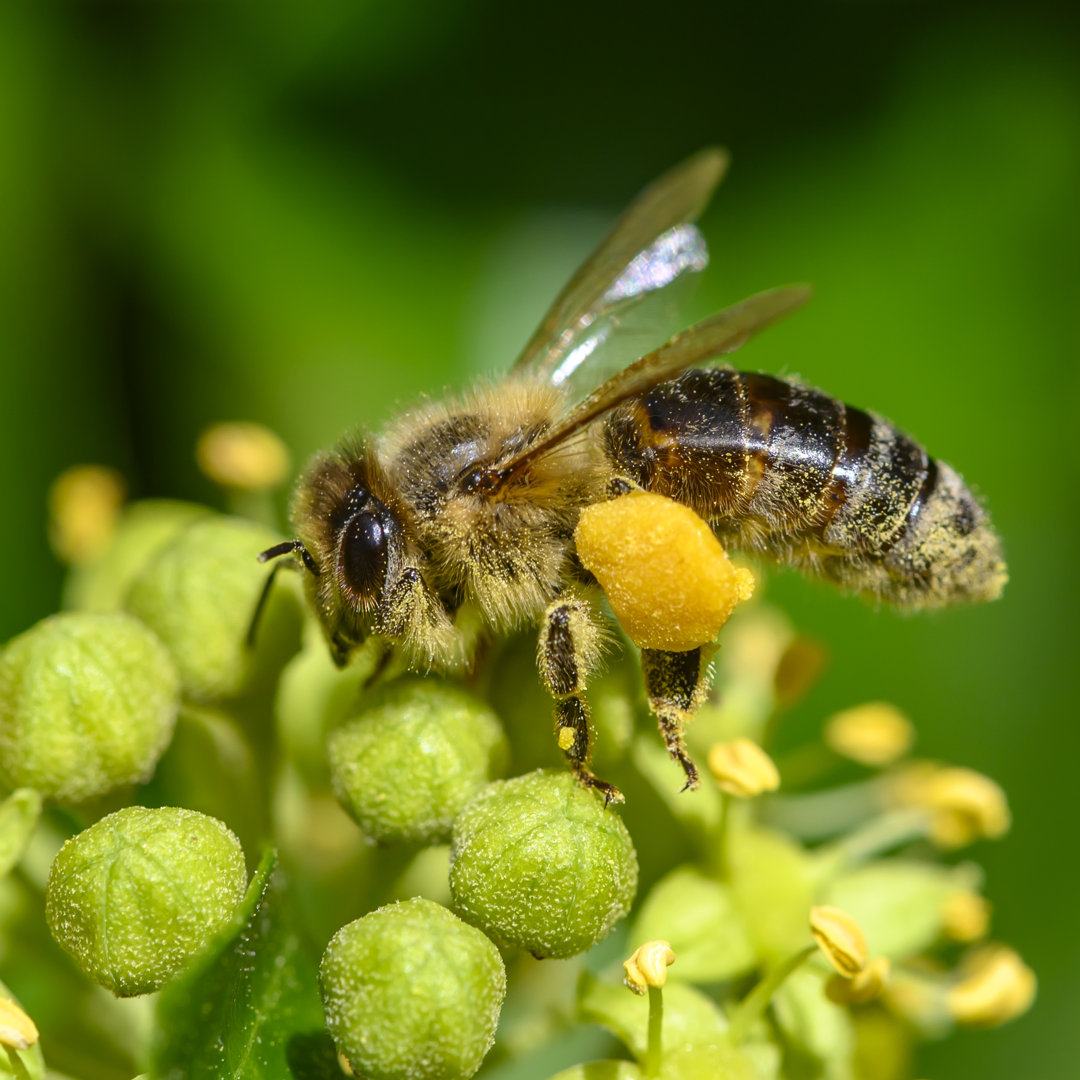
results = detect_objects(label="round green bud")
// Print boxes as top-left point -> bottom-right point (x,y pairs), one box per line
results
0,613 -> 180,802
45,806 -> 247,996
329,679 -> 508,845
320,897 -> 505,1080
125,515 -> 296,700
449,770 -> 638,959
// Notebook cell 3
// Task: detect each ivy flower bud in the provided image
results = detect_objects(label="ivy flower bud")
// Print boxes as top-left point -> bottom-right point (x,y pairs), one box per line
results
126,516 -> 293,700
941,891 -> 992,943
809,905 -> 868,978
825,955 -> 891,1005
320,898 -> 506,1080
0,613 -> 179,802
0,996 -> 38,1051
623,939 -> 675,994
48,464 -> 126,565
328,679 -> 508,845
946,944 -> 1036,1027
575,492 -> 755,652
195,422 -> 290,491
45,806 -> 247,996
707,738 -> 780,798
824,702 -> 914,767
890,764 -> 1010,848
450,770 -> 638,959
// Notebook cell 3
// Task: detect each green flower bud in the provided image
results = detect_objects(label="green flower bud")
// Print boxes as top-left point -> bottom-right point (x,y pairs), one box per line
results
125,516 -> 297,700
0,613 -> 180,802
329,679 -> 508,846
62,499 -> 210,613
46,806 -> 247,996
320,897 -> 505,1080
450,770 -> 638,959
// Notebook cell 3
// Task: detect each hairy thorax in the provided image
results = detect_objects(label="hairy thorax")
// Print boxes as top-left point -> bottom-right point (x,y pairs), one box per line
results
378,380 -> 603,631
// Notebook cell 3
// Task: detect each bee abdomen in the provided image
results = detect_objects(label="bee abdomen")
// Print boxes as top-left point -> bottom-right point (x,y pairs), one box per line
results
602,369 -> 1005,607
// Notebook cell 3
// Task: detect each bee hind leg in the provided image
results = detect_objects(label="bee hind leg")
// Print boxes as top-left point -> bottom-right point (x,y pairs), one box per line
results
641,647 -> 715,792
537,596 -> 623,805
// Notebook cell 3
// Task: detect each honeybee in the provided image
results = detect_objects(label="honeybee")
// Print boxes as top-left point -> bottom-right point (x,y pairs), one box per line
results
259,149 -> 1006,801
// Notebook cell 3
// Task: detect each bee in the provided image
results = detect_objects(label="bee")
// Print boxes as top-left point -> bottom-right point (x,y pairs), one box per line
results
258,149 -> 1006,801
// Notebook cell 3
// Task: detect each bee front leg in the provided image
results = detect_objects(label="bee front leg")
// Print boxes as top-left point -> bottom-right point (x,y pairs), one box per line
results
537,596 -> 622,804
640,647 -> 714,792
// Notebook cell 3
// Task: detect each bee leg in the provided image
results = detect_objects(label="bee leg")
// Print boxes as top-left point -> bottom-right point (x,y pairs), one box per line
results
538,597 -> 623,805
640,647 -> 714,792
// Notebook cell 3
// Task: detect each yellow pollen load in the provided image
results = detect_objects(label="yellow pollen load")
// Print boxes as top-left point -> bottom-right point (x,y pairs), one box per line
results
809,905 -> 869,978
574,492 -> 755,652
557,727 -> 576,751
623,939 -> 675,995
0,996 -> 38,1051
196,421 -> 291,491
707,738 -> 780,798
48,464 -> 126,565
946,945 -> 1036,1027
824,702 -> 914,767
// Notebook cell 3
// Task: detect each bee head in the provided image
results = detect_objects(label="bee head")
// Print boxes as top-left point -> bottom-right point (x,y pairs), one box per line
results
290,443 -> 411,650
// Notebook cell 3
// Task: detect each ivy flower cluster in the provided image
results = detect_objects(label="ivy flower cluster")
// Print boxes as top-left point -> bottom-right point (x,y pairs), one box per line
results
0,427 -> 1035,1079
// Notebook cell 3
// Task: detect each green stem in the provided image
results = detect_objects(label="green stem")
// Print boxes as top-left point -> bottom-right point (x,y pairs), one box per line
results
714,791 -> 732,879
727,945 -> 815,1044
645,985 -> 664,1078
817,808 -> 931,880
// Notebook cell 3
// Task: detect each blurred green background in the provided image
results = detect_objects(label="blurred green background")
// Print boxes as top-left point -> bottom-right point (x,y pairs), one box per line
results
1,1 -> 1076,1076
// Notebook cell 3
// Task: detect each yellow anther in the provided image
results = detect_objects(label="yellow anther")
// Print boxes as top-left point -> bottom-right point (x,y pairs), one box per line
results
946,944 -> 1036,1027
890,764 -> 1010,848
196,421 -> 291,491
48,464 -> 126,565
0,996 -> 38,1051
623,939 -> 675,995
809,905 -> 868,978
824,702 -> 914,767
707,738 -> 780,798
557,726 -> 576,752
941,891 -> 992,943
575,492 -> 755,652
825,955 -> 891,1005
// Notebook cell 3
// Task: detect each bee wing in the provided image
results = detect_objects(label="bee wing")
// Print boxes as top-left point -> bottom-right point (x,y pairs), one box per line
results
497,285 -> 812,480
510,149 -> 729,395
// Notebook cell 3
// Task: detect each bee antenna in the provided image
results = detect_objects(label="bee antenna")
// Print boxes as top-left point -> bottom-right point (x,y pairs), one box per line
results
248,540 -> 321,650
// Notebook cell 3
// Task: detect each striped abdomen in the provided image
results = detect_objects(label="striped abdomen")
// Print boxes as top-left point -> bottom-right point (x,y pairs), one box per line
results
601,369 -> 1006,607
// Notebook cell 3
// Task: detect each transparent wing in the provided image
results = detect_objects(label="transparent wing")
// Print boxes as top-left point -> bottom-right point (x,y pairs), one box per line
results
511,148 -> 729,399
497,285 -> 812,483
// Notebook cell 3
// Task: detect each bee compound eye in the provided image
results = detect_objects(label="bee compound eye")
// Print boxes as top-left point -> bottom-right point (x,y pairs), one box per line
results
341,511 -> 388,596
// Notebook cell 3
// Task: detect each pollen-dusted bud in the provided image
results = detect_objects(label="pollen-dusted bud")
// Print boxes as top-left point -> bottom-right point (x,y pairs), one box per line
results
450,770 -> 638,959
824,703 -> 914,767
0,613 -> 179,802
889,764 -> 1010,848
941,890 -> 992,943
623,939 -> 675,994
825,955 -> 891,1005
48,464 -> 126,566
328,679 -> 508,845
946,944 -> 1036,1027
125,516 -> 296,700
574,492 -> 755,652
195,421 -> 290,492
320,898 -> 506,1080
45,806 -> 247,996
809,905 -> 868,978
707,738 -> 780,798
